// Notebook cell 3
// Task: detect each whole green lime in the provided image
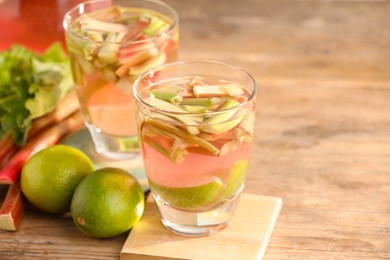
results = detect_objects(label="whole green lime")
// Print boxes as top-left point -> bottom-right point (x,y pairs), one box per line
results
21,145 -> 94,214
71,167 -> 145,238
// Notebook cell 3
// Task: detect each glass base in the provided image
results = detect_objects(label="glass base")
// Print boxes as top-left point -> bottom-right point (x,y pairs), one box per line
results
153,190 -> 243,237
86,123 -> 140,160
60,128 -> 148,191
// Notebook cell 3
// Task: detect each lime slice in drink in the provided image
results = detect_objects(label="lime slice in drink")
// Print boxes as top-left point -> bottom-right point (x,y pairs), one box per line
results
220,160 -> 248,200
149,177 -> 224,209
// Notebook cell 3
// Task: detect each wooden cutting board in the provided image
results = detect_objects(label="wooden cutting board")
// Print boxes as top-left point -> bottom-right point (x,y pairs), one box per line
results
121,193 -> 282,260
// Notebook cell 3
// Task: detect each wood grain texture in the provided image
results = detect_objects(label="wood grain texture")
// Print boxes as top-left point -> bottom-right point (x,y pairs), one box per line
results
1,0 -> 390,259
121,194 -> 282,260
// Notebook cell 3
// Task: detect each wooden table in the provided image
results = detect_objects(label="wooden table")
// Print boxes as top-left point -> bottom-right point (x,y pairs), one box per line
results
1,0 -> 389,259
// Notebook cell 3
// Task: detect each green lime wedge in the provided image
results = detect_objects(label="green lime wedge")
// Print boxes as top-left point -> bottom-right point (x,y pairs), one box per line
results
149,178 -> 224,209
220,160 -> 248,200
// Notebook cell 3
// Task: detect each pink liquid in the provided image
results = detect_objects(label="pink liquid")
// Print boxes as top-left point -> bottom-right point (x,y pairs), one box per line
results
144,142 -> 250,188
87,83 -> 137,136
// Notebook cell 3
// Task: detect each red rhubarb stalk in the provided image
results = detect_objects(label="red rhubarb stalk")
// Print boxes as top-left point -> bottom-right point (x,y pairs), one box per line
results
0,133 -> 16,164
0,183 -> 24,231
0,91 -> 80,171
0,112 -> 84,185
28,91 -> 80,137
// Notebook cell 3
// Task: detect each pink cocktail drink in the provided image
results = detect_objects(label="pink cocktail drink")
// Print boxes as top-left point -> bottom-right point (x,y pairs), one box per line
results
134,61 -> 256,236
63,0 -> 178,158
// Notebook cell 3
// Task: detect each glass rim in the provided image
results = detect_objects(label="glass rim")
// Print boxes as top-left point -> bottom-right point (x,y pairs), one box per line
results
133,60 -> 257,117
63,0 -> 179,45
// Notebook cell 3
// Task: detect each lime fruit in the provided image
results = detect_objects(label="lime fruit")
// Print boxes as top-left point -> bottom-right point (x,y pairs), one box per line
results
71,167 -> 145,238
21,145 -> 94,214
220,160 -> 248,200
149,177 -> 224,209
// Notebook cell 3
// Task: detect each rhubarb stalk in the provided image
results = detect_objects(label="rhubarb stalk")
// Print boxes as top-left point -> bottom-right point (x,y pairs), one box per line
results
0,91 -> 80,169
0,112 -> 84,185
0,183 -> 24,231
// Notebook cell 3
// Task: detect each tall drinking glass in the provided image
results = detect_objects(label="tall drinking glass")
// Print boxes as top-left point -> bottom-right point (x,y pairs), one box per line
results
134,61 -> 257,236
63,0 -> 178,159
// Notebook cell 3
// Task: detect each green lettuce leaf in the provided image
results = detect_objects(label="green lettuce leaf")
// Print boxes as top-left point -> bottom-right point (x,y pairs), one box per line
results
0,43 -> 73,145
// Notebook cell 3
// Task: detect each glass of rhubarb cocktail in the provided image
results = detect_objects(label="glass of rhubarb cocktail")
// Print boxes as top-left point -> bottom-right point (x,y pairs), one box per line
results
63,0 -> 178,159
134,61 -> 257,236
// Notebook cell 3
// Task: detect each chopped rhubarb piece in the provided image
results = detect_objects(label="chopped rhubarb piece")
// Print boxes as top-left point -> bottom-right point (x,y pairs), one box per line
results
0,183 -> 24,231
142,124 -> 192,164
142,16 -> 169,36
149,85 -> 184,104
206,99 -> 240,125
146,112 -> 179,124
80,15 -> 129,33
128,51 -> 167,76
203,117 -> 243,135
145,118 -> 219,155
97,33 -> 119,64
86,31 -> 104,42
193,83 -> 245,97
201,98 -> 244,135
115,48 -> 158,77
234,128 -> 253,143
121,19 -> 150,42
219,140 -> 238,157
198,129 -> 235,142
182,105 -> 208,113
142,125 -> 175,152
89,5 -> 122,21
118,41 -> 156,60
144,97 -> 201,135
75,55 -> 95,74
239,111 -> 255,137
150,91 -> 182,105
181,97 -> 220,106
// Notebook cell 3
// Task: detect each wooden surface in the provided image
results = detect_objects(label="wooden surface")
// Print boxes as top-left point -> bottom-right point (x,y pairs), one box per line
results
1,0 -> 390,259
121,194 -> 282,260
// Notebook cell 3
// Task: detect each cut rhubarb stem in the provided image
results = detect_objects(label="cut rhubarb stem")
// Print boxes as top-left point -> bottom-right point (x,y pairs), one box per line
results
206,99 -> 240,125
150,90 -> 183,105
144,97 -> 201,135
193,83 -> 245,97
142,124 -> 194,164
203,99 -> 243,135
145,118 -> 219,155
239,111 -> 255,137
0,112 -> 84,185
80,15 -> 129,33
219,140 -> 238,157
142,16 -> 168,36
0,183 -> 24,231
75,55 -> 95,74
97,32 -> 119,64
120,19 -> 150,42
181,97 -> 220,106
182,105 -> 207,113
88,5 -> 122,21
203,117 -> 243,135
128,51 -> 167,76
115,48 -> 158,77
